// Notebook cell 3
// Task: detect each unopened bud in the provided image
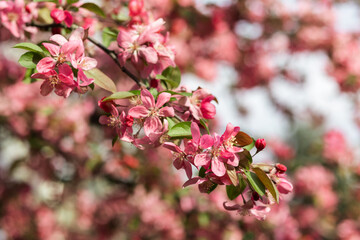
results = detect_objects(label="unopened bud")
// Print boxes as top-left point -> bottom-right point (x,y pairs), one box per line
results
275,163 -> 287,174
255,138 -> 266,152
125,115 -> 134,127
252,191 -> 260,201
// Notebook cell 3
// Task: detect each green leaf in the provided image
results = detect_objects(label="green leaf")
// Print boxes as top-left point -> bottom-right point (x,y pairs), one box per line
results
102,27 -> 119,47
198,167 -> 206,178
37,8 -> 53,24
168,122 -> 192,138
244,170 -> 266,196
18,52 -> 42,69
226,184 -> 243,200
67,0 -> 79,5
103,91 -> 137,101
84,68 -> 117,93
164,90 -> 192,97
88,83 -> 94,90
238,149 -> 252,170
253,167 -> 279,203
80,3 -> 105,17
199,119 -> 210,134
166,117 -> 176,130
243,138 -> 255,151
23,68 -> 38,84
13,43 -> 44,54
156,66 -> 181,90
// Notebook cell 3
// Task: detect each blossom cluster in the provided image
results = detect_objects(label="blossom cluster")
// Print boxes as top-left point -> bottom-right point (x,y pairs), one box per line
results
2,0 -> 293,221
32,28 -> 97,97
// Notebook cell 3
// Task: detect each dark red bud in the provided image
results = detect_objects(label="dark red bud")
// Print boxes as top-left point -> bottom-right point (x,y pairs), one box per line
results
255,138 -> 266,152
275,163 -> 287,174
252,191 -> 260,201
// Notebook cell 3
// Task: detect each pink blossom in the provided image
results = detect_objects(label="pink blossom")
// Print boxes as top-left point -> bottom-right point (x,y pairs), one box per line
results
163,142 -> 193,179
50,8 -> 73,28
180,88 -> 216,120
0,0 -> 37,38
223,201 -> 271,221
99,106 -> 133,142
128,89 -> 174,137
31,64 -> 75,98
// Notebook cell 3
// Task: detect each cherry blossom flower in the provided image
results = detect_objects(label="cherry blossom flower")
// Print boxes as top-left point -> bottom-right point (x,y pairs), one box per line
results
30,64 -> 75,98
0,0 -> 37,38
128,89 -> 174,137
163,142 -> 193,179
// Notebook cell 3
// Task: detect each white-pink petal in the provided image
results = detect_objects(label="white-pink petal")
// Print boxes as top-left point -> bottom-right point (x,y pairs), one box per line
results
128,105 -> 149,118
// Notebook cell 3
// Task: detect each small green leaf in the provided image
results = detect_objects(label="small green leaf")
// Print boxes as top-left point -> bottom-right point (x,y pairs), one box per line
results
164,90 -> 192,97
168,122 -> 192,138
226,184 -> 242,200
244,170 -> 266,196
84,68 -> 117,93
80,3 -> 105,17
156,66 -> 181,90
67,0 -> 79,5
88,83 -> 94,90
102,27 -> 119,47
253,167 -> 279,203
206,182 -> 217,194
13,43 -> 44,54
18,52 -> 42,69
243,138 -> 255,151
166,117 -> 176,129
150,88 -> 158,99
103,91 -> 137,101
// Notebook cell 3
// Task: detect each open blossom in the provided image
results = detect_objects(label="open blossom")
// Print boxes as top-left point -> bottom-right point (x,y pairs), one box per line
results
194,123 -> 243,177
37,28 -> 96,73
0,0 -> 37,38
117,18 -> 175,77
31,64 -> 74,98
99,100 -> 133,142
128,89 -> 174,138
163,142 -> 193,179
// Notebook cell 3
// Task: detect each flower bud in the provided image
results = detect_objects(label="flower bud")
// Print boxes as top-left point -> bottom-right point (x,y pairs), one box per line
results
125,115 -> 134,127
200,96 -> 216,119
276,177 -> 293,194
275,163 -> 287,174
255,138 -> 266,152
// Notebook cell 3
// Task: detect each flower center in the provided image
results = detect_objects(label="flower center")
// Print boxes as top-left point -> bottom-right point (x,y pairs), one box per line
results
49,75 -> 59,87
108,116 -> 122,128
8,13 -> 18,22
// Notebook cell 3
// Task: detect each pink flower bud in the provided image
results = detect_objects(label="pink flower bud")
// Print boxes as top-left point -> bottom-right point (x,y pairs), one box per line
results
275,163 -> 287,174
255,138 -> 266,152
277,177 -> 293,194
125,115 -> 134,127
200,96 -> 216,119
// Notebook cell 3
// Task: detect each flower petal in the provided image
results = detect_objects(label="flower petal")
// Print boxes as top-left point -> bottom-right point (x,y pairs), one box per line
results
194,153 -> 211,167
36,57 -> 55,73
43,43 -> 60,56
40,80 -> 53,96
144,117 -> 162,137
155,92 -> 171,109
163,142 -> 182,153
140,89 -> 155,109
199,134 -> 214,149
158,106 -> 174,117
128,105 -> 149,118
211,158 -> 226,177
191,122 -> 201,144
